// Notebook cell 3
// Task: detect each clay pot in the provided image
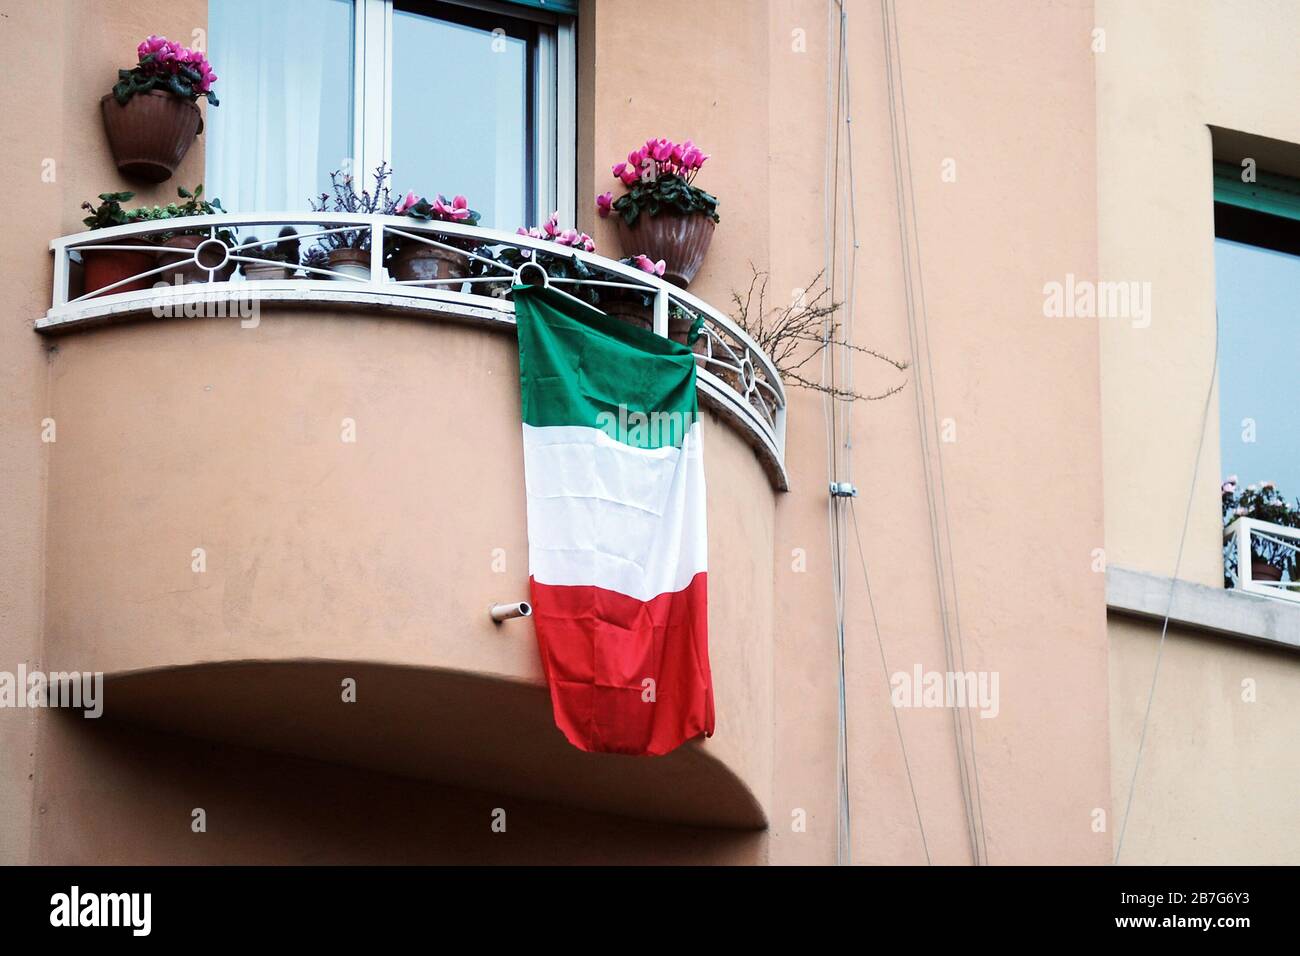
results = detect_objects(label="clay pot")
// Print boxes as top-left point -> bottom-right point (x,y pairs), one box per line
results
80,239 -> 157,297
326,248 -> 371,280
157,234 -> 236,285
615,211 -> 716,287
1251,555 -> 1285,582
389,244 -> 470,284
100,91 -> 203,183
242,262 -> 295,281
668,311 -> 704,347
598,288 -> 706,352
599,287 -> 654,332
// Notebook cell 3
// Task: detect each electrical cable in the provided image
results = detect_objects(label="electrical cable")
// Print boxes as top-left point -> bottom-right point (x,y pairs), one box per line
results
879,0 -> 987,863
1114,309 -> 1221,864
850,500 -> 933,863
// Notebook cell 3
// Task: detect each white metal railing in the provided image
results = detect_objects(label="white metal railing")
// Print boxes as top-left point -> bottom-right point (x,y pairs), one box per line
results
1223,517 -> 1300,602
43,213 -> 787,487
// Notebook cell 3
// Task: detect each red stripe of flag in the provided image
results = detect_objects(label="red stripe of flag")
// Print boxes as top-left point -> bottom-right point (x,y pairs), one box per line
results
528,572 -> 714,756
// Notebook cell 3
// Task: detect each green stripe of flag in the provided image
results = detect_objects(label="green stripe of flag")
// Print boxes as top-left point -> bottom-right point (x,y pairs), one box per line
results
514,285 -> 699,449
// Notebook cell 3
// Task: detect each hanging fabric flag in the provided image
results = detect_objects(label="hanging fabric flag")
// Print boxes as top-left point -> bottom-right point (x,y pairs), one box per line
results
513,284 -> 713,757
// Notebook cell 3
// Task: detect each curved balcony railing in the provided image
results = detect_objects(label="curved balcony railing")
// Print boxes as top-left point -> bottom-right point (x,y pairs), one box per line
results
43,213 -> 788,488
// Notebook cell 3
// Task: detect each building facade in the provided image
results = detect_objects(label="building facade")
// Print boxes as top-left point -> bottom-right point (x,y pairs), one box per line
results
0,0 -> 1292,865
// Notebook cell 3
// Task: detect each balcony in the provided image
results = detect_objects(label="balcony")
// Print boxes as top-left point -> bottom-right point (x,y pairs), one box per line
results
1224,517 -> 1300,603
37,214 -> 783,829
43,213 -> 787,489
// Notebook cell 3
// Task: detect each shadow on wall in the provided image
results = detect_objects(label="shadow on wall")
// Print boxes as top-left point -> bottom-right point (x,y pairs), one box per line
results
31,660 -> 768,863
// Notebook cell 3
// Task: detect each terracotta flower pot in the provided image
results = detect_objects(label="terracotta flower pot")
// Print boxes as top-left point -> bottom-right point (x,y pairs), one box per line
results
326,248 -> 371,280
598,287 -> 706,352
1251,555 -> 1285,582
80,239 -> 157,297
668,311 -> 705,348
100,91 -> 203,183
598,287 -> 654,332
389,244 -> 470,284
615,211 -> 716,288
157,234 -> 235,285
242,262 -> 295,281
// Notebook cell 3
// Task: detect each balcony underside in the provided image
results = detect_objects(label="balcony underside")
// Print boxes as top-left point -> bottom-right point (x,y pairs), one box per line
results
97,660 -> 767,830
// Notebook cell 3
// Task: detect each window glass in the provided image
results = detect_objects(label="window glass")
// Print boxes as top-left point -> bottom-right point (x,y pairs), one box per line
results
206,0 -> 355,212
1215,236 -> 1300,493
391,2 -> 534,229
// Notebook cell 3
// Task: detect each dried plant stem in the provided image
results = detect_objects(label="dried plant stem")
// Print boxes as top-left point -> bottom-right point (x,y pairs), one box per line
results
730,265 -> 908,402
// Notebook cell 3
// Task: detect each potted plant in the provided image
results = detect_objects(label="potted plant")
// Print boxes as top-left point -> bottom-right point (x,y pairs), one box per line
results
102,35 -> 218,182
238,228 -> 300,281
486,215 -> 701,345
482,212 -> 597,300
77,192 -> 157,296
598,137 -> 719,288
388,192 -> 479,284
583,252 -> 702,344
1222,478 -> 1300,585
151,184 -> 235,285
308,165 -> 398,279
299,246 -> 331,278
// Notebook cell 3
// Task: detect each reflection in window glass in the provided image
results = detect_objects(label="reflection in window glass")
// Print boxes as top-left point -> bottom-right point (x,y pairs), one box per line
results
206,0 -> 355,212
1215,237 -> 1300,493
391,3 -> 533,230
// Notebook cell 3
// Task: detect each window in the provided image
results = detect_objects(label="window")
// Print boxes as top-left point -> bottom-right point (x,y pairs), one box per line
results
1213,162 -> 1300,494
206,0 -> 575,229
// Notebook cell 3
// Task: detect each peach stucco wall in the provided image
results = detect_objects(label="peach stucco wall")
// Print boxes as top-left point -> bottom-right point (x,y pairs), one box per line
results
0,0 -> 209,865
3,0 -> 1112,863
1097,0 -> 1300,864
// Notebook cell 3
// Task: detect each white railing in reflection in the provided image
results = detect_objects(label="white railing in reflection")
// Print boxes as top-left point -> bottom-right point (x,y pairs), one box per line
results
44,213 -> 787,486
1223,517 -> 1300,603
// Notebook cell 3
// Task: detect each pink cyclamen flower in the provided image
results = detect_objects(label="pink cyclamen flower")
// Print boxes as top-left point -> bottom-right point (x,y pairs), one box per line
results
1222,482 -> 1236,494
1226,474 -> 1238,484
632,254 -> 666,276
1235,506 -> 1247,516
433,194 -> 472,220
395,190 -> 418,215
613,162 -> 639,186
595,191 -> 613,217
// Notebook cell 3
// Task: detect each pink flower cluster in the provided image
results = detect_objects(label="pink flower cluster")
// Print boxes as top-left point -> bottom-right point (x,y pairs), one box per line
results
631,254 -> 666,276
396,190 -> 474,221
518,212 -> 596,253
136,35 -> 217,93
609,138 -> 709,188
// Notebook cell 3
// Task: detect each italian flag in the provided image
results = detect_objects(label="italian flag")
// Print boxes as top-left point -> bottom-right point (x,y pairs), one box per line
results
514,285 -> 714,757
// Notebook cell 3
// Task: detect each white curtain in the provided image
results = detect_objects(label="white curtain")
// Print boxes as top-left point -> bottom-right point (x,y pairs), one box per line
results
206,0 -> 353,214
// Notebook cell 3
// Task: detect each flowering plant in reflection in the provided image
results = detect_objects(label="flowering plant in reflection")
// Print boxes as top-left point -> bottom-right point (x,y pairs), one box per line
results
1222,477 -> 1300,585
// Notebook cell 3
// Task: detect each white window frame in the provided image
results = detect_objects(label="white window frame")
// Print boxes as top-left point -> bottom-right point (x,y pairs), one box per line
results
351,0 -> 575,225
